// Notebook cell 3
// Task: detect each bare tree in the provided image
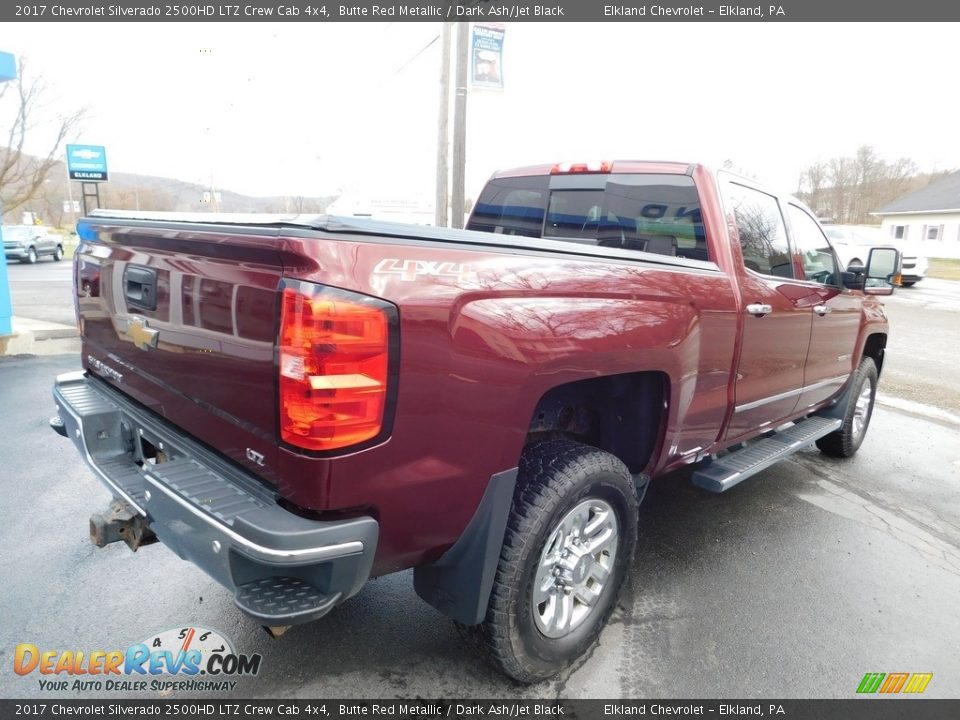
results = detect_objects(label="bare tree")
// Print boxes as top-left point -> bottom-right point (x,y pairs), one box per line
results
799,162 -> 826,203
35,178 -> 65,227
797,146 -> 932,224
0,57 -> 85,214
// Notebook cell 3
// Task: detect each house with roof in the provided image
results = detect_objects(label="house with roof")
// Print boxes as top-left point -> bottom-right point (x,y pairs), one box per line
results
873,170 -> 960,258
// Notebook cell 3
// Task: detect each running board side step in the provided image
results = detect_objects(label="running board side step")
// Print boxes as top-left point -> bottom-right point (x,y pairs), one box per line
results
692,416 -> 842,493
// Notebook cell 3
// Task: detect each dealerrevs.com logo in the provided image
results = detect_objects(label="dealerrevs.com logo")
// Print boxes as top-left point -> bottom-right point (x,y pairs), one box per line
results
14,627 -> 262,693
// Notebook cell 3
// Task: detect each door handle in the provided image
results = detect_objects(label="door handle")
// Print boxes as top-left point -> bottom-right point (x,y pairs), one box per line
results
125,266 -> 158,311
745,303 -> 773,317
813,305 -> 832,316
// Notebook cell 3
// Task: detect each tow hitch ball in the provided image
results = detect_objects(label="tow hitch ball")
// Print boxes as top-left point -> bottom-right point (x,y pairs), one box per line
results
89,500 -> 156,552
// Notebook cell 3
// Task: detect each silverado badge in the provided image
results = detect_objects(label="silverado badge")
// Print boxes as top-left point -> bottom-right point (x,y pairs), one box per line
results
125,316 -> 159,351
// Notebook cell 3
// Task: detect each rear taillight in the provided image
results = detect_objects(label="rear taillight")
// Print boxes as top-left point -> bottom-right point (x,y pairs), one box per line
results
278,282 -> 395,453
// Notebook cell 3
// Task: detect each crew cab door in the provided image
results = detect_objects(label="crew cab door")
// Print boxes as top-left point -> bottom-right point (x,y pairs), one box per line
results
785,204 -> 862,410
721,180 -> 813,440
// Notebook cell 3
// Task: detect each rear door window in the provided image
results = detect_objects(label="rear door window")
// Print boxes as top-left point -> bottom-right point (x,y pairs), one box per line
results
468,173 -> 709,260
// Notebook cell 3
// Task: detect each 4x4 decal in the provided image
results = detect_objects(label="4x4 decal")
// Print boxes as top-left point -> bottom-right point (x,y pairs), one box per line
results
373,258 -> 476,283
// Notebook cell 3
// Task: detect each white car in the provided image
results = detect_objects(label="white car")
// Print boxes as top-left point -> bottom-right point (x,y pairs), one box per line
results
822,225 -> 927,286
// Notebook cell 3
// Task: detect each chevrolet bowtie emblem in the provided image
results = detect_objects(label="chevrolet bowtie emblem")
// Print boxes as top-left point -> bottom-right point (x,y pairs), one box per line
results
125,316 -> 159,351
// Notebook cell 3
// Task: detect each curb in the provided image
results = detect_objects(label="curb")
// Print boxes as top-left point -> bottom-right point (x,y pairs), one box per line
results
1,317 -> 78,356
0,330 -> 35,356
0,320 -> 80,357
33,327 -> 78,340
876,394 -> 960,428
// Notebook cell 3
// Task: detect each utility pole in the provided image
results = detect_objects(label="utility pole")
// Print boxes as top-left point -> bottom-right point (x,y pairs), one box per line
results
450,22 -> 469,230
434,22 -> 452,228
64,156 -> 75,219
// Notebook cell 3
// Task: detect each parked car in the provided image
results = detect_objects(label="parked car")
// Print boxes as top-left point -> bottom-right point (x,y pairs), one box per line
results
823,225 -> 926,286
52,162 -> 900,683
3,225 -> 65,264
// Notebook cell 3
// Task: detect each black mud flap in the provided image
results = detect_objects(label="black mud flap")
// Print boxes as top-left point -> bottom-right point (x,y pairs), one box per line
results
413,468 -> 517,626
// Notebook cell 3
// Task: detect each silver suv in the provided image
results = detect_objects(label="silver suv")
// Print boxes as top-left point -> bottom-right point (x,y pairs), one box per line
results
2,225 -> 65,264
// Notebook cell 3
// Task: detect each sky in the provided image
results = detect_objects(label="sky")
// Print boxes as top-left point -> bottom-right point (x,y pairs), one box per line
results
4,22 -> 960,205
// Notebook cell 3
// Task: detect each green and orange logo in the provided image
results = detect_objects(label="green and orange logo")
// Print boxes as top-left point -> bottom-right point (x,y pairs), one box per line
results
857,672 -> 933,694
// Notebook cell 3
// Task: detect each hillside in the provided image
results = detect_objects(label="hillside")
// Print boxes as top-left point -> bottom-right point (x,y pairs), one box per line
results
2,155 -> 336,228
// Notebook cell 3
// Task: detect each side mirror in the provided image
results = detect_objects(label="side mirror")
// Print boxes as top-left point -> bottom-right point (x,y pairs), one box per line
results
841,271 -> 864,290
863,247 -> 901,296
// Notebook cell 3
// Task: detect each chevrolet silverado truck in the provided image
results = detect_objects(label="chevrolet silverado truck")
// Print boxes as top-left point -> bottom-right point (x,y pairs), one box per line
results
51,161 -> 900,683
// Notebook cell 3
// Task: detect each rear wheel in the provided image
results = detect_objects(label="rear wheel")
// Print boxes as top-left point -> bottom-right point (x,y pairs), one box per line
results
816,357 -> 878,458
53,245 -> 64,261
475,439 -> 638,683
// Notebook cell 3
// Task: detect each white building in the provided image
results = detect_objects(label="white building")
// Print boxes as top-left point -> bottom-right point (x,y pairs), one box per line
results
873,170 -> 960,259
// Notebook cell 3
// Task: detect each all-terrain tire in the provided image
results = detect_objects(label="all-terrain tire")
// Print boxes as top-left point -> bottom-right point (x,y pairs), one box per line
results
474,439 -> 639,683
816,357 -> 878,458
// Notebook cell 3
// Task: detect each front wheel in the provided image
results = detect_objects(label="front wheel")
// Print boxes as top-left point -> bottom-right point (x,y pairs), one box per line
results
24,247 -> 38,264
900,281 -> 917,287
816,357 -> 878,458
476,439 -> 639,683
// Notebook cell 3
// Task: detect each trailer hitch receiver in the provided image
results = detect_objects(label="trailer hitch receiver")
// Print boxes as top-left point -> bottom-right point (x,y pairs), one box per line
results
90,500 -> 156,551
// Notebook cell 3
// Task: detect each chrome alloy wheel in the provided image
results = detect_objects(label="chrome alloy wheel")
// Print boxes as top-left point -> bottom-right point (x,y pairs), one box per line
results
852,379 -> 874,440
532,498 -> 619,638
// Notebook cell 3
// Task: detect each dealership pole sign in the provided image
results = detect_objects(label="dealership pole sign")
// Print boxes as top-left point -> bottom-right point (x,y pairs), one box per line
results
66,144 -> 109,181
471,23 -> 504,90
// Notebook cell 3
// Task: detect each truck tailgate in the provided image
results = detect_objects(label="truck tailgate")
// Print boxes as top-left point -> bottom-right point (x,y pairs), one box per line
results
76,221 -> 285,483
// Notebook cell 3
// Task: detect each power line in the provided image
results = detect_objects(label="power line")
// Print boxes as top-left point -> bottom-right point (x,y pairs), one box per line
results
386,33 -> 440,81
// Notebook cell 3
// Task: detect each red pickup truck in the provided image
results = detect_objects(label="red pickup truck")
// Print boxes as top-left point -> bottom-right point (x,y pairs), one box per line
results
52,161 -> 900,683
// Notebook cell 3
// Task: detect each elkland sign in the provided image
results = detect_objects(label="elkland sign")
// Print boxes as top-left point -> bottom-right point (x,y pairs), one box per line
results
66,144 -> 109,182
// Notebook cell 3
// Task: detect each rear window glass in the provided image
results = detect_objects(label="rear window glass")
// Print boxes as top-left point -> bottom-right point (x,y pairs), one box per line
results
468,174 -> 708,261
468,175 -> 548,239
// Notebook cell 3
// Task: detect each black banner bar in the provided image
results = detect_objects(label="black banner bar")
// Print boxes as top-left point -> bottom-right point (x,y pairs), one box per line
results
2,700 -> 959,720
5,0 -> 960,22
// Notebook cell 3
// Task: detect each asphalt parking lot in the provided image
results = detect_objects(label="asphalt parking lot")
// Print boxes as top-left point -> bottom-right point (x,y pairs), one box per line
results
2,263 -> 959,699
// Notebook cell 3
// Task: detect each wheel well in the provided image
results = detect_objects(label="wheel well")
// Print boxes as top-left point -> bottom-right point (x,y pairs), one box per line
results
863,333 -> 886,376
525,371 -> 666,474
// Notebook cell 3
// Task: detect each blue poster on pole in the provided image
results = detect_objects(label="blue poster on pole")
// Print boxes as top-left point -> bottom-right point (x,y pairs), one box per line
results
471,24 -> 505,90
